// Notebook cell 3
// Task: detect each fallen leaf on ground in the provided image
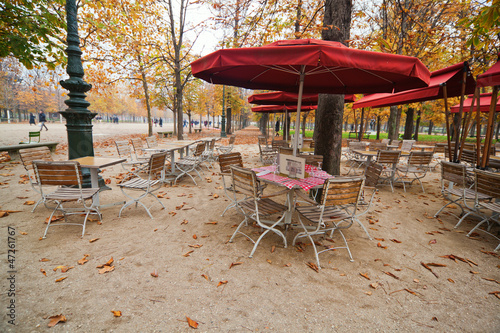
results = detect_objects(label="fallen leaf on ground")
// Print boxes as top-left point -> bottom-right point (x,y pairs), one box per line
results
384,271 -> 399,279
205,221 -> 218,225
186,316 -> 199,328
217,280 -> 228,287
98,266 -> 115,274
40,258 -> 50,262
111,310 -> 122,317
23,201 -> 35,205
271,245 -> 276,253
306,262 -> 319,273
369,282 -> 379,289
55,277 -> 67,282
229,262 -> 243,269
96,257 -> 113,268
183,250 -> 194,257
48,314 -> 66,327
482,277 -> 500,284
448,278 -> 455,283
489,291 -> 500,299
201,274 -> 209,280
89,238 -> 99,243
40,269 -> 47,276
429,239 -> 437,245
390,239 -> 402,243
151,270 -> 159,277
359,273 -> 370,280
78,255 -> 89,265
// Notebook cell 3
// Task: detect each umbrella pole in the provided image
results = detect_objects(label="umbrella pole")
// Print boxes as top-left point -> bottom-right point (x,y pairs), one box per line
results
475,88 -> 481,166
481,85 -> 499,168
359,108 -> 365,142
457,92 -> 477,161
453,69 -> 467,162
442,84 -> 453,162
293,65 -> 306,156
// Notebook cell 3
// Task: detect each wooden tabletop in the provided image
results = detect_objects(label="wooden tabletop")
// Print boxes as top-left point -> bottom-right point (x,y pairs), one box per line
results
145,144 -> 187,151
71,156 -> 126,168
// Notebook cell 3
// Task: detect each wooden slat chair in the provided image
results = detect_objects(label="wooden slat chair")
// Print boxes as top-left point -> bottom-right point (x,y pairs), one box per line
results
258,136 -> 277,164
292,176 -> 365,268
218,152 -> 245,216
217,135 -> 236,154
271,140 -> 289,149
346,141 -> 369,174
114,140 -> 149,177
369,142 -> 388,151
374,150 -> 401,192
118,152 -> 168,219
394,151 -> 434,192
278,147 -> 293,155
400,140 -> 415,153
174,142 -> 206,185
130,138 -> 150,160
460,149 -> 477,168
201,138 -> 217,170
434,162 -> 490,230
19,146 -> 54,212
145,136 -> 159,148
465,169 -> 500,251
33,161 -> 101,238
229,166 -> 288,258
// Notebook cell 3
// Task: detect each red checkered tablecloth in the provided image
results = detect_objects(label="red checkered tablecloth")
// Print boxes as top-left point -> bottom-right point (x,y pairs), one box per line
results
252,165 -> 331,191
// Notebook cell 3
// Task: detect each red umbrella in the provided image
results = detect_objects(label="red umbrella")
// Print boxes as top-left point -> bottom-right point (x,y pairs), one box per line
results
477,53 -> 500,88
450,93 -> 500,113
191,38 -> 430,154
251,105 -> 317,113
248,91 -> 356,105
353,62 -> 475,109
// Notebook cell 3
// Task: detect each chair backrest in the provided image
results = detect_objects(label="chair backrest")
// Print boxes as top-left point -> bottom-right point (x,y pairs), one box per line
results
435,143 -> 446,154
130,138 -> 145,157
401,140 -> 415,152
230,166 -> 260,198
407,151 -> 434,167
461,149 -> 477,166
148,152 -> 167,179
309,140 -> 315,148
219,152 -> 243,174
33,161 -> 82,187
228,136 -> 236,145
115,140 -> 133,159
320,176 -> 364,208
440,161 -> 466,186
272,140 -> 289,149
381,139 -> 390,145
258,136 -> 268,147
364,162 -> 383,187
208,138 -> 216,150
194,142 -> 206,157
376,150 -> 401,165
279,147 -> 293,155
145,136 -> 158,148
348,141 -> 367,151
474,169 -> 500,199
19,146 -> 53,171
369,142 -> 388,151
301,154 -> 323,167
29,131 -> 41,143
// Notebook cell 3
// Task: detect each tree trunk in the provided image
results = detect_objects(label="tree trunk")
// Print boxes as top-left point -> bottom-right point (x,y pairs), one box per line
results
226,107 -> 232,134
403,107 -> 414,140
314,0 -> 351,175
387,105 -> 400,140
428,120 -> 433,135
301,111 -> 309,137
414,109 -> 421,140
139,61 -> 153,137
376,115 -> 381,140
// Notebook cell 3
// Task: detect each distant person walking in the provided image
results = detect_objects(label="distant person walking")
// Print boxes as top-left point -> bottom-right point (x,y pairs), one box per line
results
38,111 -> 48,131
159,118 -> 163,127
29,113 -> 36,126
275,119 -> 280,136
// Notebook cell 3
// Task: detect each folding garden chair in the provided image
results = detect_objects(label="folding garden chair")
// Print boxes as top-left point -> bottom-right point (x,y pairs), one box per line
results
118,152 -> 168,219
114,140 -> 149,177
217,135 -> 236,154
218,152 -> 244,216
33,160 -> 101,238
394,151 -> 434,192
174,142 -> 206,185
19,146 -> 53,212
465,169 -> 500,251
293,176 -> 364,268
229,166 -> 288,258
375,150 -> 401,192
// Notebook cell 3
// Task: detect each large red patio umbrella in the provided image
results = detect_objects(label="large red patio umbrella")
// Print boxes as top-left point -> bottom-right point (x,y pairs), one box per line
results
251,105 -> 318,113
352,62 -> 475,160
191,39 -> 430,155
476,53 -> 500,168
248,91 -> 356,105
450,93 -> 500,113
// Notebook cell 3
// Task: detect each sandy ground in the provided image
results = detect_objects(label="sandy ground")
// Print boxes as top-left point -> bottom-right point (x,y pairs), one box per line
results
0,123 -> 499,332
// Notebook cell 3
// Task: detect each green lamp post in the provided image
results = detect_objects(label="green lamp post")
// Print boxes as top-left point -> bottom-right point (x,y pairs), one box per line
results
59,0 -> 97,186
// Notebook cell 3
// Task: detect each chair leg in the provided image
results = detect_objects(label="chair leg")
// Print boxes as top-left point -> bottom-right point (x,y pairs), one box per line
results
31,197 -> 44,213
43,201 -> 63,239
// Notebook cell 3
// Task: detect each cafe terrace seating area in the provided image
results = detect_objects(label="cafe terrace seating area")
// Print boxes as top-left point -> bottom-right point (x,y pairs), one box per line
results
18,130 -> 500,268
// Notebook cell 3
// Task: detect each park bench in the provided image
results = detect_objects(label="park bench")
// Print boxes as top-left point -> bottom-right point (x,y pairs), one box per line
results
194,128 -> 202,133
348,131 -> 370,139
0,142 -> 59,157
157,131 -> 173,138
